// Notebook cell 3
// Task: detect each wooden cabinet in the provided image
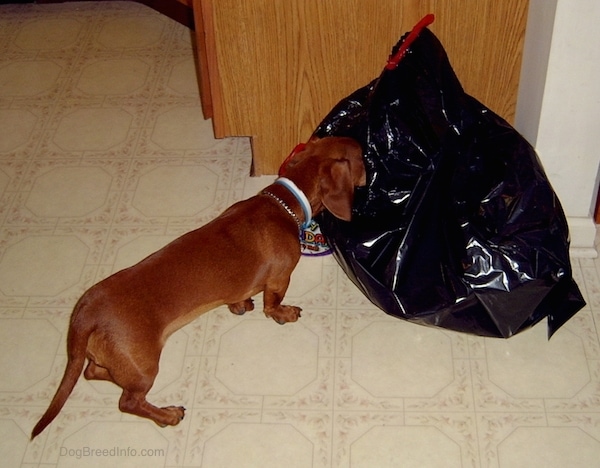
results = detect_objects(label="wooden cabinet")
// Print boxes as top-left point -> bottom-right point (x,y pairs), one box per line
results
194,0 -> 529,175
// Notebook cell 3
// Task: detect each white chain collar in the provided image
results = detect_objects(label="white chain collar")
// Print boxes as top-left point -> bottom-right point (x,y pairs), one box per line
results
261,191 -> 302,229
261,177 -> 312,229
274,178 -> 312,228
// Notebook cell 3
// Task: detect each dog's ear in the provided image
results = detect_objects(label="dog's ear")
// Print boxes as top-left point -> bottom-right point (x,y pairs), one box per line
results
319,139 -> 366,221
320,159 -> 355,221
343,139 -> 367,187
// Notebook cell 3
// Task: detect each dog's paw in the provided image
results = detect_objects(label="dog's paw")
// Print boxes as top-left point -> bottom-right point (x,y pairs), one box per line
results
227,298 -> 255,315
158,406 -> 186,426
266,305 -> 302,324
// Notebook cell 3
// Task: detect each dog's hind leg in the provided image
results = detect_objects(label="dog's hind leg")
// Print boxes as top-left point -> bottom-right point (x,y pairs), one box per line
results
118,387 -> 185,427
84,360 -> 113,382
108,345 -> 185,427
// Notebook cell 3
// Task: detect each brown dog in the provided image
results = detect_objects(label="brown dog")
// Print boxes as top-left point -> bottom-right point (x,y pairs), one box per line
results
31,136 -> 365,438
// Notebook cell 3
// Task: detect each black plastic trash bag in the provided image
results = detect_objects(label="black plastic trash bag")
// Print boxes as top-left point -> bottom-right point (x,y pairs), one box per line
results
313,15 -> 585,338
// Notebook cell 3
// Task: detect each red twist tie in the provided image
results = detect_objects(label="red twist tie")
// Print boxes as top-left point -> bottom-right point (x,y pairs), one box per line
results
385,14 -> 435,70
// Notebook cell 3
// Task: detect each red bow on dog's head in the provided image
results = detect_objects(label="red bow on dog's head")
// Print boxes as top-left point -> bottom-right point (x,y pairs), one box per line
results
279,143 -> 307,177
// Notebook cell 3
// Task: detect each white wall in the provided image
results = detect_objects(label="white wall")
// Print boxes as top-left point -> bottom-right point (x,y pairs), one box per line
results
515,0 -> 600,257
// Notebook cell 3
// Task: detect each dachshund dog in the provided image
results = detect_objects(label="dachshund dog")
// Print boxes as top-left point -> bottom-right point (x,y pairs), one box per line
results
31,136 -> 365,438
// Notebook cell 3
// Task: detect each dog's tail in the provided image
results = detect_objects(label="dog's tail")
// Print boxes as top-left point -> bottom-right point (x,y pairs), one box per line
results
30,301 -> 93,439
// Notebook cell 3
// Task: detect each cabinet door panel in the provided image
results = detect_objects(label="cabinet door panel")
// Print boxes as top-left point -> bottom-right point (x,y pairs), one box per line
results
199,0 -> 528,174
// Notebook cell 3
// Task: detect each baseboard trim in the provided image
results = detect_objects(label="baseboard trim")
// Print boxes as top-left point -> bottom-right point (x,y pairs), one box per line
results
568,216 -> 597,258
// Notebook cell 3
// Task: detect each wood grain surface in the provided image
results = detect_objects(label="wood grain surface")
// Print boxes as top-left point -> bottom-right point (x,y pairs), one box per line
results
198,0 -> 529,174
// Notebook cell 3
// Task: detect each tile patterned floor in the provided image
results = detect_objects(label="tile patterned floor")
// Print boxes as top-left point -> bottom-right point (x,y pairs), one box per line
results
1,2 -> 600,467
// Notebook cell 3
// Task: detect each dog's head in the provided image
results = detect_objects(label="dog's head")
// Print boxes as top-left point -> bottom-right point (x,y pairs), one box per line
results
280,137 -> 366,221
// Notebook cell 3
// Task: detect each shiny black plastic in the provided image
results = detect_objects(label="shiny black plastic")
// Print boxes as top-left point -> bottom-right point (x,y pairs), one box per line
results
314,24 -> 585,338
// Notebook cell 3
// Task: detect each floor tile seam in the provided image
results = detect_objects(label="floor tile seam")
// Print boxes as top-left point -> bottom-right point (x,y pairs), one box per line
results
0,404 -> 533,415
331,278 -> 340,417
0,193 -> 14,228
0,126 -> 47,193
254,408 -> 337,415
1,222 -> 129,230
464,342 -> 482,460
179,359 -> 203,468
3,198 -> 123,221
19,97 -> 77,162
149,19 -> 191,105
93,152 -> 146,252
330,397 -> 598,415
0,96 -> 74,108
578,263 -> 600,308
543,407 -> 600,414
590,311 -> 600,347
0,307 -> 28,318
333,407 -> 480,416
0,401 -> 116,410
35,14 -> 98,116
470,407 -> 600,418
13,306 -> 72,317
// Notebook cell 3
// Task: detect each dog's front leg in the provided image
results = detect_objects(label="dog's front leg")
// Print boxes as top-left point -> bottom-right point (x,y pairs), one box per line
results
263,276 -> 302,324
